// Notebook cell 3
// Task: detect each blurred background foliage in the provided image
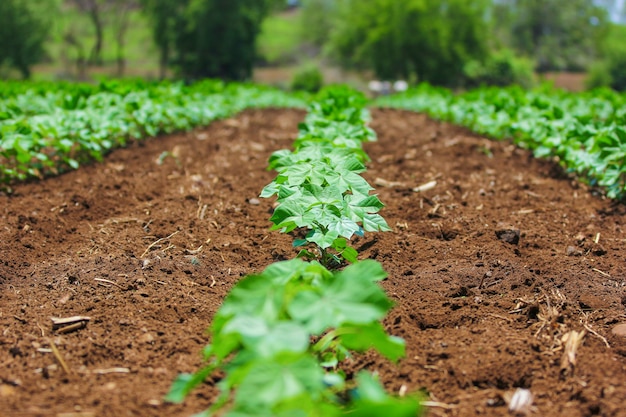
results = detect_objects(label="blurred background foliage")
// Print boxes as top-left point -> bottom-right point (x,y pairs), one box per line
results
0,0 -> 624,91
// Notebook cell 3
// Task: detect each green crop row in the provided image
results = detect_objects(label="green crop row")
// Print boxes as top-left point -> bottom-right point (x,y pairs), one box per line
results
166,86 -> 421,417
261,87 -> 390,268
376,84 -> 626,200
0,80 -> 306,186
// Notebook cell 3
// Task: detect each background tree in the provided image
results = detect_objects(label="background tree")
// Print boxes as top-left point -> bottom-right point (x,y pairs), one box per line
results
327,0 -> 491,86
72,0 -> 107,66
174,0 -> 275,80
587,23 -> 626,91
0,0 -> 56,79
141,0 -> 184,79
110,0 -> 139,77
498,0 -> 609,72
299,0 -> 337,48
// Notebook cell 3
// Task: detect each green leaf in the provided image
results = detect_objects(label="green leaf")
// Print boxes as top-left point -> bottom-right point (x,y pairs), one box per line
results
337,259 -> 388,282
67,159 -> 80,169
165,365 -> 215,404
341,246 -> 359,263
349,372 -> 421,417
269,201 -> 313,233
338,322 -> 405,362
307,229 -> 339,249
327,217 -> 361,239
362,213 -> 392,232
215,272 -> 287,332
332,238 -> 358,263
260,181 -> 280,198
288,261 -> 392,334
234,355 -> 325,409
222,316 -> 310,358
282,162 -> 328,187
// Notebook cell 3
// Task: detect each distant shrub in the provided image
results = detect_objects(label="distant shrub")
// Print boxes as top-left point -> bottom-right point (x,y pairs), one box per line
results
586,62 -> 613,90
327,0 -> 490,87
586,24 -> 626,92
463,49 -> 535,89
586,49 -> 626,92
291,64 -> 324,93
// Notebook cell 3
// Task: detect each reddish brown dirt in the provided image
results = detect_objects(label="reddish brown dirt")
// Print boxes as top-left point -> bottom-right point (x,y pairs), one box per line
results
541,72 -> 588,92
1,108 -> 625,417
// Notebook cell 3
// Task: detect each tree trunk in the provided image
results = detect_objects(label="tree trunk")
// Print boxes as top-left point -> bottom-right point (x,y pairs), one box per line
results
64,31 -> 87,80
88,0 -> 104,65
18,62 -> 31,79
159,46 -> 169,79
114,4 -> 131,77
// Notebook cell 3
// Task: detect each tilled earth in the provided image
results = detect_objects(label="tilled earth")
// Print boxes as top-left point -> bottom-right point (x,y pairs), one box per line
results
1,108 -> 625,417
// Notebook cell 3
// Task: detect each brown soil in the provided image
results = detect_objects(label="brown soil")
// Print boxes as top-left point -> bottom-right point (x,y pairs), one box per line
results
541,72 -> 588,92
1,108 -> 625,417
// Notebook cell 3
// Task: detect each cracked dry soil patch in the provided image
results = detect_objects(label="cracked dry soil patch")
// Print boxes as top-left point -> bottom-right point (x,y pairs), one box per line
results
1,108 -> 625,417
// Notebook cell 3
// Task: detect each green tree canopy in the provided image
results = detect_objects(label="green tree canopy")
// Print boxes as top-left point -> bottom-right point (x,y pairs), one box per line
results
327,0 -> 491,86
496,0 -> 609,72
0,0 -> 56,79
176,0 -> 275,80
141,0 -> 186,79
300,0 -> 338,47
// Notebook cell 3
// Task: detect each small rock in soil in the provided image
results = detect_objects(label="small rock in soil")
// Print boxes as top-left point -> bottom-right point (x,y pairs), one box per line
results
566,246 -> 583,256
611,323 -> 626,337
495,227 -> 520,245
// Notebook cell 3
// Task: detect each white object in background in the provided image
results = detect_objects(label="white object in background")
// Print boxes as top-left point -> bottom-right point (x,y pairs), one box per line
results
368,80 -> 382,93
394,80 -> 409,92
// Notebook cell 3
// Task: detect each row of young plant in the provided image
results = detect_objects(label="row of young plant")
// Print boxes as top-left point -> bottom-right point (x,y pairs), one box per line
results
376,83 -> 626,199
166,86 -> 421,417
0,80 -> 306,185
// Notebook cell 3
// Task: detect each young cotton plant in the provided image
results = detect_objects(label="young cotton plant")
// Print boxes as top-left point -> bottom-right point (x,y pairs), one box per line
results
167,86 -> 421,417
261,87 -> 391,268
166,259 -> 420,417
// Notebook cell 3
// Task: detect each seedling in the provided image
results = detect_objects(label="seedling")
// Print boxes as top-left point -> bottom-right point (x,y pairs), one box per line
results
166,259 -> 420,416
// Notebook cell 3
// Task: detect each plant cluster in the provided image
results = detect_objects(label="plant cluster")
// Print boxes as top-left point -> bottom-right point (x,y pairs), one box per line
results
261,87 -> 390,268
376,83 -> 626,200
0,80 -> 306,185
291,64 -> 324,93
167,86 -> 421,417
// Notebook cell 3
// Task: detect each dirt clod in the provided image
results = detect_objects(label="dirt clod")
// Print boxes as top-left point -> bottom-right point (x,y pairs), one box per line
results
612,324 -> 626,337
495,228 -> 521,245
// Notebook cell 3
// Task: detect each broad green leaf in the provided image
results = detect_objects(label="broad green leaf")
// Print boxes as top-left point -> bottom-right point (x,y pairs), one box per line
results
234,355 -> 325,409
337,259 -> 388,283
222,316 -> 309,358
337,322 -> 405,362
165,366 -> 214,404
340,246 -> 358,263
307,229 -> 339,250
288,261 -> 392,334
282,162 -> 328,187
362,213 -> 392,232
348,372 -> 421,417
269,201 -> 316,232
215,274 -> 285,329
260,181 -> 280,198
327,217 -> 361,239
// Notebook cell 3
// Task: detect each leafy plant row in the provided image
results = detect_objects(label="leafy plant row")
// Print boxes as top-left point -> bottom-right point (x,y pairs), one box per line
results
167,86 -> 421,417
261,87 -> 391,268
0,80 -> 306,185
376,84 -> 626,199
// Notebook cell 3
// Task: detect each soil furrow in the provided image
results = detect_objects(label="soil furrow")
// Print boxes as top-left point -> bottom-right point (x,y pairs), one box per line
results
0,108 -> 625,417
